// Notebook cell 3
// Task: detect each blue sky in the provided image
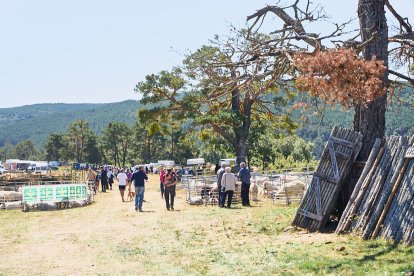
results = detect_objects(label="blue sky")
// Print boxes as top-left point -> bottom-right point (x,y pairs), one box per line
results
0,0 -> 412,108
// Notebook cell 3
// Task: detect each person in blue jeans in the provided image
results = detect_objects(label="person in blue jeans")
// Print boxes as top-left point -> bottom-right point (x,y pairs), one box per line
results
130,165 -> 148,212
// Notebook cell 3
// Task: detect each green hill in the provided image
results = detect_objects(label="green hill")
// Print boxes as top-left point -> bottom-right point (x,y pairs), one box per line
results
0,100 -> 141,148
295,86 -> 414,156
1,86 -> 413,155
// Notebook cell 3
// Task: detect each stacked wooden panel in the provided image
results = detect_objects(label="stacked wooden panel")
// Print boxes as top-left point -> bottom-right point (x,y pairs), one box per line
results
336,135 -> 414,245
292,127 -> 363,231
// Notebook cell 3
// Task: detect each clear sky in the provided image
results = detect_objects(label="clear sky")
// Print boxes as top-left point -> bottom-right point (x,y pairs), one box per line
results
0,0 -> 412,108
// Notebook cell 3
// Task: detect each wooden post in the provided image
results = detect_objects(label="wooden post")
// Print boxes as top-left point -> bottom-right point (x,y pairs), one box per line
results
336,138 -> 382,233
371,146 -> 414,239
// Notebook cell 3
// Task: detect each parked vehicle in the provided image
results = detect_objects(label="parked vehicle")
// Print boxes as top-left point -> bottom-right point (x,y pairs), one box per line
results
157,160 -> 175,167
28,162 -> 50,173
186,158 -> 205,166
219,158 -> 236,166
0,165 -> 8,174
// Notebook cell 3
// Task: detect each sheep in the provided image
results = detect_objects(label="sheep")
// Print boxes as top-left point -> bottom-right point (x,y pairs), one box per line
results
0,191 -> 22,202
272,179 -> 306,198
249,181 -> 258,201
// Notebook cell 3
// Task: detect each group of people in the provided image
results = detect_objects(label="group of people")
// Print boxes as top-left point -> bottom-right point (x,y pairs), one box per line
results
86,166 -> 133,195
216,161 -> 251,208
128,165 -> 178,212
86,165 -> 177,213
86,161 -> 252,212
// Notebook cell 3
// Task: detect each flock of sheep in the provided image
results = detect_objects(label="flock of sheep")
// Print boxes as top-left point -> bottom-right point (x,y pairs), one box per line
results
184,173 -> 308,205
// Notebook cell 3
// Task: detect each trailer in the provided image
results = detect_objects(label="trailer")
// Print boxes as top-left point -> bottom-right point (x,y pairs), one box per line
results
186,158 -> 205,166
157,160 -> 175,167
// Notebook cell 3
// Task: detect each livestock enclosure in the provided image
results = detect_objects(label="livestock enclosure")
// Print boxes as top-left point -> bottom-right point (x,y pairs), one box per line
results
0,169 -> 94,211
181,168 -> 313,206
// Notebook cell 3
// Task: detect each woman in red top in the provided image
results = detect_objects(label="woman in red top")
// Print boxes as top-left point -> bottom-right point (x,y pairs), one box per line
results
163,167 -> 176,210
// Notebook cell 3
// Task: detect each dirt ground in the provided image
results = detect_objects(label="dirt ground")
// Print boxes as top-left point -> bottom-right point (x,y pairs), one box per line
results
0,175 -> 350,275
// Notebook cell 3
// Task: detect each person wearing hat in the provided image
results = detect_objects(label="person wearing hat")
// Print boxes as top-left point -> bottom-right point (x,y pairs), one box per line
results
130,165 -> 148,212
216,162 -> 227,207
163,167 -> 177,210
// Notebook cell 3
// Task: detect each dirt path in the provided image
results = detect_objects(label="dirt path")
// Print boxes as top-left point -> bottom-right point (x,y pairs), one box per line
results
0,174 -> 346,275
0,175 -> 184,274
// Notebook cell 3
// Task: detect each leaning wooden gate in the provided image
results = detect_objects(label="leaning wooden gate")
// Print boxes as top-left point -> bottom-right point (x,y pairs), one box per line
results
292,127 -> 363,231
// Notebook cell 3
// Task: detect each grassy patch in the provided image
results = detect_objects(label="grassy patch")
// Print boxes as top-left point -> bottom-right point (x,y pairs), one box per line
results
1,183 -> 414,275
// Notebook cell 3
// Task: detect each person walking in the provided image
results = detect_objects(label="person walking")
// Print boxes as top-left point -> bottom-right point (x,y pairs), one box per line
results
86,168 -> 96,194
130,166 -> 148,212
163,167 -> 177,211
94,169 -> 101,194
238,162 -> 251,207
216,162 -> 227,207
107,168 -> 114,190
100,166 -> 108,192
117,169 -> 128,202
159,166 -> 166,199
221,167 -> 237,208
126,169 -> 132,191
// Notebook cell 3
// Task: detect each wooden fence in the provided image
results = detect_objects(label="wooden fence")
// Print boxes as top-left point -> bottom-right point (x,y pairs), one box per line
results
336,135 -> 414,245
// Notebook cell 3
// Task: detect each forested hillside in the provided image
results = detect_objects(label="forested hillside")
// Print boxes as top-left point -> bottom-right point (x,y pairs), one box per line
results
0,101 -> 140,148
295,86 -> 414,156
0,87 -> 413,154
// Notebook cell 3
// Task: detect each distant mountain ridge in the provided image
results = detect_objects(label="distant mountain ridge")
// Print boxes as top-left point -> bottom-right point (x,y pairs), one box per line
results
0,100 -> 141,148
1,87 -> 413,154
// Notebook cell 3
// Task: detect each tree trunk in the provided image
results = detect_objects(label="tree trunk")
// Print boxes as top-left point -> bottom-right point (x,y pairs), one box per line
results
235,139 -> 247,165
337,0 -> 389,214
354,0 -> 388,161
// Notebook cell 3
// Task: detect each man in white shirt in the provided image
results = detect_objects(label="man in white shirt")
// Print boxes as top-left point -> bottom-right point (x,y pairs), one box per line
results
117,169 -> 128,202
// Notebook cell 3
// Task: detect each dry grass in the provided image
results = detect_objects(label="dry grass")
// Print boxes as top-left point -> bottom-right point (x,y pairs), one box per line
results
1,175 -> 413,275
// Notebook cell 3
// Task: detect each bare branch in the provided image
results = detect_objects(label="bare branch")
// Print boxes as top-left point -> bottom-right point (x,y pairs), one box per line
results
389,69 -> 414,86
390,31 -> 414,40
247,4 -> 323,50
385,0 -> 412,33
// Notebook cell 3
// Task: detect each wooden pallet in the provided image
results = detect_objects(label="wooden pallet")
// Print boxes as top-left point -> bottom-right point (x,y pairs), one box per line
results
292,127 -> 363,231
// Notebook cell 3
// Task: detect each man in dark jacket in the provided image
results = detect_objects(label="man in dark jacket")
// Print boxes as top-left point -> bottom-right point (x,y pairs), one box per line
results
100,167 -> 108,192
130,165 -> 148,212
238,162 -> 251,206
